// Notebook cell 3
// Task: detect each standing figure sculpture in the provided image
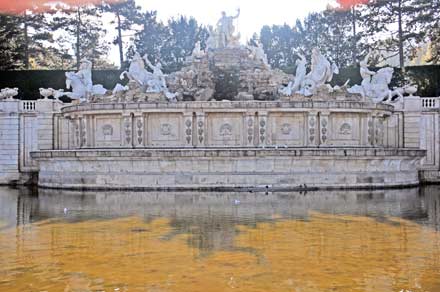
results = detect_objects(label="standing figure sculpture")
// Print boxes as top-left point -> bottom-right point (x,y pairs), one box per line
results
216,8 -> 240,48
143,54 -> 167,92
191,41 -> 206,59
206,25 -> 220,51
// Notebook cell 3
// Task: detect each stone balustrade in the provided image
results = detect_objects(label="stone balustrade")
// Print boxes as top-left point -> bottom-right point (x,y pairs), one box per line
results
422,97 -> 440,109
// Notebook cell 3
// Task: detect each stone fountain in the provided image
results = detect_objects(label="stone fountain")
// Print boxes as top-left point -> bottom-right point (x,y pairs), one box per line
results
31,11 -> 425,190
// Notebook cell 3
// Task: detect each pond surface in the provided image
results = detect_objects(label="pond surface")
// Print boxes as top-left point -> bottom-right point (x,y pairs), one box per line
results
0,186 -> 439,292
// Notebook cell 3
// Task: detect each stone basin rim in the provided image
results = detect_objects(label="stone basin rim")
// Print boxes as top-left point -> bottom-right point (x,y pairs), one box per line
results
60,100 -> 395,114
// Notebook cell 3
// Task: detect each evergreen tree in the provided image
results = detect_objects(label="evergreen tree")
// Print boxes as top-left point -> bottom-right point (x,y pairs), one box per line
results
132,12 -> 208,73
52,5 -> 112,69
0,14 -> 24,70
408,0 -> 440,63
102,0 -> 142,68
359,0 -> 416,67
21,10 -> 54,69
161,16 -> 208,72
131,11 -> 167,66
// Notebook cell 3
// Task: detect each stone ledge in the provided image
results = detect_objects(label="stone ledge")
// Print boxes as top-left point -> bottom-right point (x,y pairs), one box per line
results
61,100 -> 394,114
32,147 -> 426,160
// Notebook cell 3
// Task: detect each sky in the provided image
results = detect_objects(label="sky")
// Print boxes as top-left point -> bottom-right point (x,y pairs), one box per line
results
110,0 -> 336,66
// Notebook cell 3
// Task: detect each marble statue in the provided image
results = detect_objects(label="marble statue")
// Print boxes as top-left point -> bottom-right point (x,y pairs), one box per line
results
299,49 -> 338,97
112,83 -> 129,95
0,87 -> 18,100
143,54 -> 177,101
280,53 -> 307,96
206,26 -> 220,51
63,59 -> 107,101
216,9 -> 240,48
192,41 -> 205,59
292,53 -> 307,93
348,54 -> 416,103
308,48 -> 336,86
120,52 -> 153,87
249,41 -> 269,69
143,54 -> 167,92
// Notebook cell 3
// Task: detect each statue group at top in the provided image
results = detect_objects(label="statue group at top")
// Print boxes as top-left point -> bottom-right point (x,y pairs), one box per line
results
209,8 -> 241,49
37,9 -> 416,105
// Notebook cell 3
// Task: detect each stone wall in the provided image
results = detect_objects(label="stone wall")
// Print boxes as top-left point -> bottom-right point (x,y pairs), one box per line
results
33,148 -> 424,190
2,96 -> 440,188
0,99 -> 62,185
420,97 -> 440,182
0,101 -> 21,184
56,101 -> 400,150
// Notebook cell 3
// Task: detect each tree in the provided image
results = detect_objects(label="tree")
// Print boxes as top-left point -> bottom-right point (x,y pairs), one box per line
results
359,0 -> 416,68
52,5 -> 112,69
22,10 -> 54,69
408,0 -> 440,63
161,16 -> 208,72
132,12 -> 208,73
257,24 -> 299,73
0,14 -> 24,70
131,11 -> 167,66
257,8 -> 362,72
102,0 -> 141,68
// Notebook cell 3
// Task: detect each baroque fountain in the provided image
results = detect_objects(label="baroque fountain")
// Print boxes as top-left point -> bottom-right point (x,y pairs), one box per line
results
31,11 -> 425,190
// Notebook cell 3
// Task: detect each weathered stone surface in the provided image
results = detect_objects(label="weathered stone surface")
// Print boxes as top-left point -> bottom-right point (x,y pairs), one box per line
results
33,148 -> 424,190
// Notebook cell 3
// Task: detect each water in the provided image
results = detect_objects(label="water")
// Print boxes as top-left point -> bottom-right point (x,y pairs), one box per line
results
0,186 -> 439,292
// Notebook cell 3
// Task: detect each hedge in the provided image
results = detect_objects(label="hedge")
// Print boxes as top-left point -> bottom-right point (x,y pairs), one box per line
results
1,65 -> 439,100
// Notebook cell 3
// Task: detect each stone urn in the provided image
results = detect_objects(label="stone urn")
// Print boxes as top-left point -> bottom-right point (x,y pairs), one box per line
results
0,87 -> 19,100
405,85 -> 418,96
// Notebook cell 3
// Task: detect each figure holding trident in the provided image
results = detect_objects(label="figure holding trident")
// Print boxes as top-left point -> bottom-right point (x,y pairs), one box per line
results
216,8 -> 240,48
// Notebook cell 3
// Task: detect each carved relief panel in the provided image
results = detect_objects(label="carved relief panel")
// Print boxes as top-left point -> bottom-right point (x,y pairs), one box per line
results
328,113 -> 362,146
94,115 -> 122,147
267,113 -> 305,146
206,113 -> 244,146
147,113 -> 183,146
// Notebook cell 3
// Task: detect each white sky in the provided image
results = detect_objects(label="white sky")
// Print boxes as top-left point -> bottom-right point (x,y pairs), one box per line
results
109,0 -> 336,66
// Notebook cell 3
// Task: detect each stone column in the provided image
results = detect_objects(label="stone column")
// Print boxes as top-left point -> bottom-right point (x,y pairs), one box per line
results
195,112 -> 206,147
258,111 -> 268,146
403,96 -> 422,148
307,112 -> 318,146
183,113 -> 193,147
134,114 -> 144,148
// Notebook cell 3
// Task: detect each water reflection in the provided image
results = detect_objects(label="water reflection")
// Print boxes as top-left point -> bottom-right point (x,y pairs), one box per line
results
0,186 -> 439,291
